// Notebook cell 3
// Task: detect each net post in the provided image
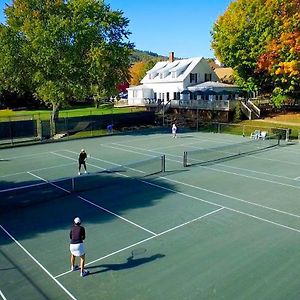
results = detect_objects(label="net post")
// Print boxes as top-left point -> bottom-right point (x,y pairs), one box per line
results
183,151 -> 187,167
161,155 -> 166,172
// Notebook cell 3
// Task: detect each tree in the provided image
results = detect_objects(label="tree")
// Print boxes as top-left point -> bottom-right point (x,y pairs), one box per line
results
0,0 -> 133,125
130,59 -> 158,86
256,1 -> 300,105
211,0 -> 300,105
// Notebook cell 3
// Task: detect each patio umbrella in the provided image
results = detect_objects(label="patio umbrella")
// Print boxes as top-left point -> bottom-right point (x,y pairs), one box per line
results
202,89 -> 218,95
216,90 -> 234,95
181,90 -> 192,94
194,90 -> 206,96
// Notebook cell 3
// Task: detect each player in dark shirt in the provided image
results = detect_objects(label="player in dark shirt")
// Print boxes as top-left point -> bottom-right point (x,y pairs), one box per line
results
78,149 -> 87,175
69,217 -> 89,277
107,124 -> 113,134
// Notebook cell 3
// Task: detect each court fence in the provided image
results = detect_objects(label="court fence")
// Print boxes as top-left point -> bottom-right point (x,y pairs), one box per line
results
0,111 -> 156,146
0,111 -> 297,147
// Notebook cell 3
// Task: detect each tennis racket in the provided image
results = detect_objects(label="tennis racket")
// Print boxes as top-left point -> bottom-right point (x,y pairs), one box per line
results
131,248 -> 147,258
84,154 -> 91,161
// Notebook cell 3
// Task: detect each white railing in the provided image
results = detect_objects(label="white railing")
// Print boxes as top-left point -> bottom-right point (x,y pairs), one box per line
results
241,101 -> 252,119
170,99 -> 232,111
116,98 -> 236,111
247,100 -> 260,117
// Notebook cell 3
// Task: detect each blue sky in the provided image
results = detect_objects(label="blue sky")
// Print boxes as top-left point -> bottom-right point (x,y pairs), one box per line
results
0,0 -> 232,58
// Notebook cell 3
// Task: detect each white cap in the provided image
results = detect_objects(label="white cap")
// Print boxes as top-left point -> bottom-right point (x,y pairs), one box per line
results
74,217 -> 81,224
81,149 -> 85,152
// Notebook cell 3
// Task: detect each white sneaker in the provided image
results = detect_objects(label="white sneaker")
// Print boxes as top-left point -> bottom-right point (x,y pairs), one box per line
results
71,265 -> 79,271
78,172 -> 81,175
84,170 -> 87,174
81,270 -> 89,277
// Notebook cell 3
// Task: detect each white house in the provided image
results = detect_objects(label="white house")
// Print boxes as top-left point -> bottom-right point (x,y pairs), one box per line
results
127,52 -> 219,106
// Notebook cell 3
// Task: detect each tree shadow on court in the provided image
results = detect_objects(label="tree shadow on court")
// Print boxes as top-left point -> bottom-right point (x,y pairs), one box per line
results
86,253 -> 165,275
0,172 -> 180,246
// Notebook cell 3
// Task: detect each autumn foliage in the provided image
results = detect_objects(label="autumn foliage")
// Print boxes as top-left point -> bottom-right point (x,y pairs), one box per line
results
129,60 -> 157,86
211,0 -> 300,103
256,1 -> 300,95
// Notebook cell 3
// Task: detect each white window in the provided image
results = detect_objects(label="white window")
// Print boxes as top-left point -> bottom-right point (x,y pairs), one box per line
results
133,90 -> 137,98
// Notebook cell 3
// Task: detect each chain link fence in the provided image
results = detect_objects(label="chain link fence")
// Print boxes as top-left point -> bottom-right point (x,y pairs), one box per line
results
0,110 -> 298,147
0,111 -> 156,146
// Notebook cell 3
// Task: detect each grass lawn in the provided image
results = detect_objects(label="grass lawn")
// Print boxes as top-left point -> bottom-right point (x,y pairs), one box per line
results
0,104 -> 299,139
0,104 -> 145,121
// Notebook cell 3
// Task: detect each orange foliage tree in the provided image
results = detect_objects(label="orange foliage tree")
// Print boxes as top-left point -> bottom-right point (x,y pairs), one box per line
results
256,0 -> 300,103
130,60 -> 157,86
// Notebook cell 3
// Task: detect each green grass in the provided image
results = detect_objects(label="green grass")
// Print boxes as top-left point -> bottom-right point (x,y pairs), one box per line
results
216,120 -> 300,140
0,104 -> 145,121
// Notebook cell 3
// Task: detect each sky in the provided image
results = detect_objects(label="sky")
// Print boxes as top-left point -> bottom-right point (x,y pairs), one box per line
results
0,0 -> 232,58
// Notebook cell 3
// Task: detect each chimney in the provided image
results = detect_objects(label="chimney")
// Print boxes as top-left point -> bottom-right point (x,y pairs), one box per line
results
169,51 -> 174,63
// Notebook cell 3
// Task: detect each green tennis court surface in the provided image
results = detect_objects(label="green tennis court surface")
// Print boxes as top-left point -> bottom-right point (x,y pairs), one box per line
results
1,130 -> 300,299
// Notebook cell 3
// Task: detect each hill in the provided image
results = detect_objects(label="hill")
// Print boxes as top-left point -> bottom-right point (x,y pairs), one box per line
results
131,49 -> 167,63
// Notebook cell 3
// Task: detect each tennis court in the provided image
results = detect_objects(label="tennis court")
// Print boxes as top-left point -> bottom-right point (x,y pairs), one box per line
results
1,129 -> 300,300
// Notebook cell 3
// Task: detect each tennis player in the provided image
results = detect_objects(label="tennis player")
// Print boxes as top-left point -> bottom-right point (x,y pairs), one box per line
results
78,149 -> 87,175
107,124 -> 113,134
172,124 -> 177,138
69,217 -> 89,277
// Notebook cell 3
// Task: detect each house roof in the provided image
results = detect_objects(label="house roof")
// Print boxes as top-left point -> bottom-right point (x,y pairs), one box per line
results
141,57 -> 204,84
187,81 -> 239,91
214,67 -> 234,83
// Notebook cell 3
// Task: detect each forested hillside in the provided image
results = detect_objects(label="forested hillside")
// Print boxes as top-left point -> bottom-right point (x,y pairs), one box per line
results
131,50 -> 167,63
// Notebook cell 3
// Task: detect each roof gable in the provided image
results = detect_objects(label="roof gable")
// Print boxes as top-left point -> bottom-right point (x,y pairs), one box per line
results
141,57 -> 204,83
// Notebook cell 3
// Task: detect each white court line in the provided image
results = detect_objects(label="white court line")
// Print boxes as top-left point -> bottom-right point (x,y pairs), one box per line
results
77,195 -> 157,236
0,290 -> 7,300
113,142 -> 296,181
0,225 -> 77,300
0,150 -> 69,161
26,151 -> 300,281
54,207 -> 225,278
138,179 -> 300,234
104,143 -> 300,190
98,144 -> 300,219
47,151 -> 300,230
27,171 -> 157,236
0,162 -> 75,179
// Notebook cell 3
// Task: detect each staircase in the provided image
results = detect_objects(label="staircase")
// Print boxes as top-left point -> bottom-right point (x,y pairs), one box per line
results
241,99 -> 261,120
158,99 -> 171,114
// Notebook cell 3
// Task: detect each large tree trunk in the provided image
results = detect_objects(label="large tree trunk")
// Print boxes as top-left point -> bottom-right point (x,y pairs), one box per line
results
50,103 -> 60,136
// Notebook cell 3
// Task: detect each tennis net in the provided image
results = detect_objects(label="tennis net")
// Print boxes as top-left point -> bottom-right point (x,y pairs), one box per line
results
71,155 -> 165,192
0,155 -> 165,210
183,135 -> 279,167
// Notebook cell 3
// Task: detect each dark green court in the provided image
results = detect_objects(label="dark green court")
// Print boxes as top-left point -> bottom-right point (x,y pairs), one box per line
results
1,130 -> 300,300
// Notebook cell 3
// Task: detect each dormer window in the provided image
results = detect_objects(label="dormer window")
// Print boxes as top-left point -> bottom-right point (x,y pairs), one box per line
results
160,73 -> 163,79
171,72 -> 176,78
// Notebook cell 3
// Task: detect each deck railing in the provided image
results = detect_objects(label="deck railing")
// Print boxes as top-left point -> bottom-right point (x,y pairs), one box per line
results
116,98 -> 237,111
